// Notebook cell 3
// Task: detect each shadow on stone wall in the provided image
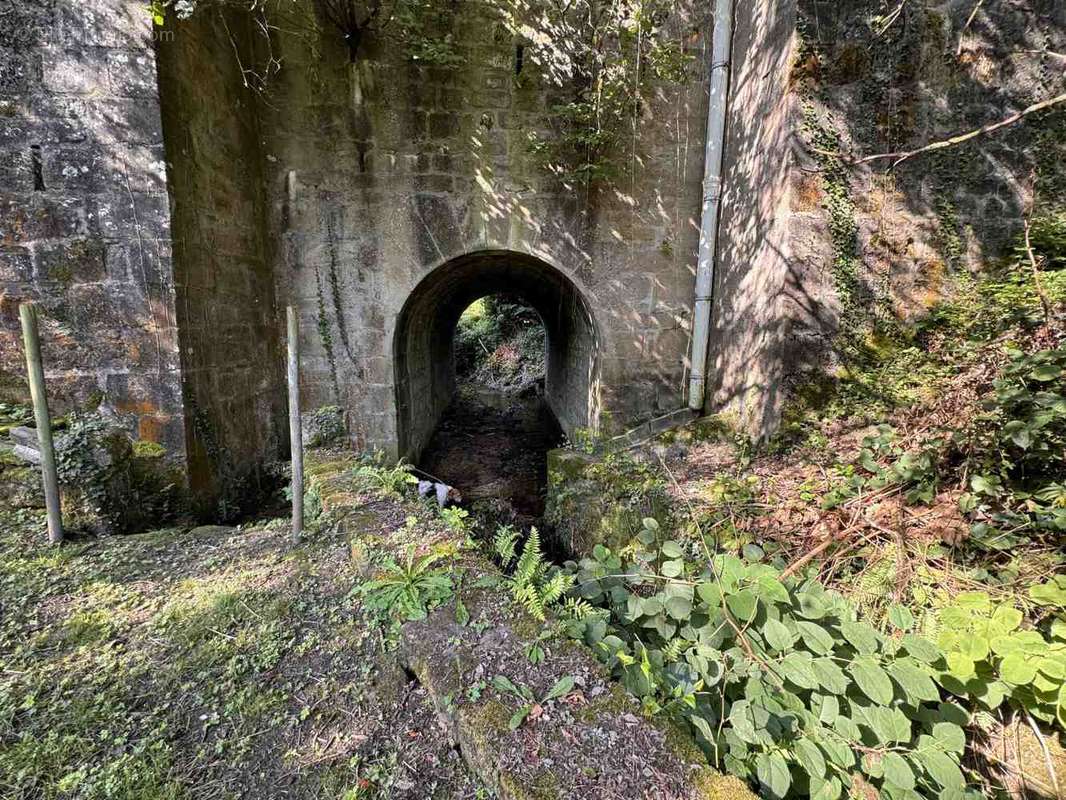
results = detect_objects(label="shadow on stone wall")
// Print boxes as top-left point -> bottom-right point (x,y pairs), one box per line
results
0,0 -> 186,455
786,0 -> 1066,373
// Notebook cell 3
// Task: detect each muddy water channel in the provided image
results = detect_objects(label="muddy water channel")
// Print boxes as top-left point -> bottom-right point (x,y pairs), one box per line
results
417,386 -> 563,530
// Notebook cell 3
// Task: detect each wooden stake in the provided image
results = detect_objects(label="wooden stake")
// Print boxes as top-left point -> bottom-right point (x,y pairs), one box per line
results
287,306 -> 303,543
19,303 -> 62,545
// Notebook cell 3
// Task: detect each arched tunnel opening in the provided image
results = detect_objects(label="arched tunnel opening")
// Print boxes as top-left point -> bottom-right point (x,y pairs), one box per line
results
394,251 -> 600,528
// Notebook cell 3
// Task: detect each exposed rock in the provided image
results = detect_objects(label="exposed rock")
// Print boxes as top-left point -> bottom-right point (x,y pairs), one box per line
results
399,580 -> 753,800
12,443 -> 40,464
9,426 -> 38,449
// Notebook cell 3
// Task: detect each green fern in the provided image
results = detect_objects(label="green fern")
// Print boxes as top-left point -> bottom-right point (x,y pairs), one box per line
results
560,597 -> 603,620
493,524 -> 520,568
662,637 -> 686,662
504,528 -> 572,622
514,527 -> 547,589
539,572 -> 575,608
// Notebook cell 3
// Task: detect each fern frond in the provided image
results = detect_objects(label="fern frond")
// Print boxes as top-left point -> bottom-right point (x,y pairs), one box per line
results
515,582 -> 546,621
494,525 -> 519,568
514,528 -> 544,589
539,571 -> 575,607
662,637 -> 686,662
560,597 -> 601,620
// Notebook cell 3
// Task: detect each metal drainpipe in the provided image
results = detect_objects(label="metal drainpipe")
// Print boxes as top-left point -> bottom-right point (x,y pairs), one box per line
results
688,0 -> 735,411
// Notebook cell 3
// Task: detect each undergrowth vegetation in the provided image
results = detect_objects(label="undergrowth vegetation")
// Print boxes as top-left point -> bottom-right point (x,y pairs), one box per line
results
453,295 -> 545,392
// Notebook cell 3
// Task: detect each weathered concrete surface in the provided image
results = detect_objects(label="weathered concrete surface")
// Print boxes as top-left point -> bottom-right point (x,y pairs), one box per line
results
251,0 -> 715,457
779,0 -> 1066,398
155,7 -> 287,515
401,586 -> 754,800
10,0 -> 1061,508
710,0 -> 798,437
0,0 -> 185,459
303,450 -> 752,800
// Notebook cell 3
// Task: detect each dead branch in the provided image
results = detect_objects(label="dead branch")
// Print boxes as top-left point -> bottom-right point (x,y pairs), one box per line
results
875,0 -> 907,38
1023,217 -> 1052,327
857,91 -> 1066,169
956,0 -> 986,56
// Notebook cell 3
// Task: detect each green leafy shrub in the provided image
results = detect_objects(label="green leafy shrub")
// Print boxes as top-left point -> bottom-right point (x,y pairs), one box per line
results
564,532 -> 984,799
935,583 -> 1066,729
439,505 -> 469,533
354,456 -> 418,498
453,295 -> 545,390
961,346 -> 1066,549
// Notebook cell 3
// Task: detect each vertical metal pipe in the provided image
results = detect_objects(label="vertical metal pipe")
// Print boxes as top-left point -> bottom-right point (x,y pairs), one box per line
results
287,306 -> 304,543
19,303 -> 63,545
688,0 -> 736,411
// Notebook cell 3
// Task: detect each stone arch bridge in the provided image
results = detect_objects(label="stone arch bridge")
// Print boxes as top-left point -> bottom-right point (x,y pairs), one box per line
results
1,0 -> 796,511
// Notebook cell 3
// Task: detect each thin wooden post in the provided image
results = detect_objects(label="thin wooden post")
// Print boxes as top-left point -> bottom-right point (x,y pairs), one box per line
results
19,303 -> 62,545
287,306 -> 303,543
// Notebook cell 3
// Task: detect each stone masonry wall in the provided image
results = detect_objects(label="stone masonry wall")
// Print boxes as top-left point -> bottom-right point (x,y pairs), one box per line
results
0,0 -> 185,457
710,0 -> 799,436
244,0 -> 713,455
155,9 -> 287,515
785,0 -> 1066,383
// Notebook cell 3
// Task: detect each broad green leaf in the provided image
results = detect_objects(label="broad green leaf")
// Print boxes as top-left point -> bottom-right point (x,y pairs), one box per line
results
713,554 -> 745,592
1000,653 -> 1038,685
888,604 -> 914,631
811,657 -> 849,694
780,651 -> 819,690
955,591 -> 991,613
932,721 -> 966,754
833,713 -> 862,743
813,692 -> 839,724
543,675 -> 574,701
795,590 -> 827,619
809,775 -> 843,800
1030,581 -> 1066,607
726,589 -> 758,622
990,605 -> 1023,633
793,737 -> 827,779
666,595 -> 693,620
882,752 -> 916,790
1038,655 -> 1066,680
917,748 -> 964,790
852,656 -> 894,704
508,704 -> 532,730
888,659 -> 941,704
696,581 -> 722,608
660,540 -> 683,558
796,621 -> 836,655
945,651 -> 975,680
961,634 -> 989,662
661,559 -> 684,578
841,620 -> 880,655
754,574 -> 791,604
764,618 -> 794,652
902,633 -> 940,664
1030,364 -> 1063,381
756,751 -> 791,799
